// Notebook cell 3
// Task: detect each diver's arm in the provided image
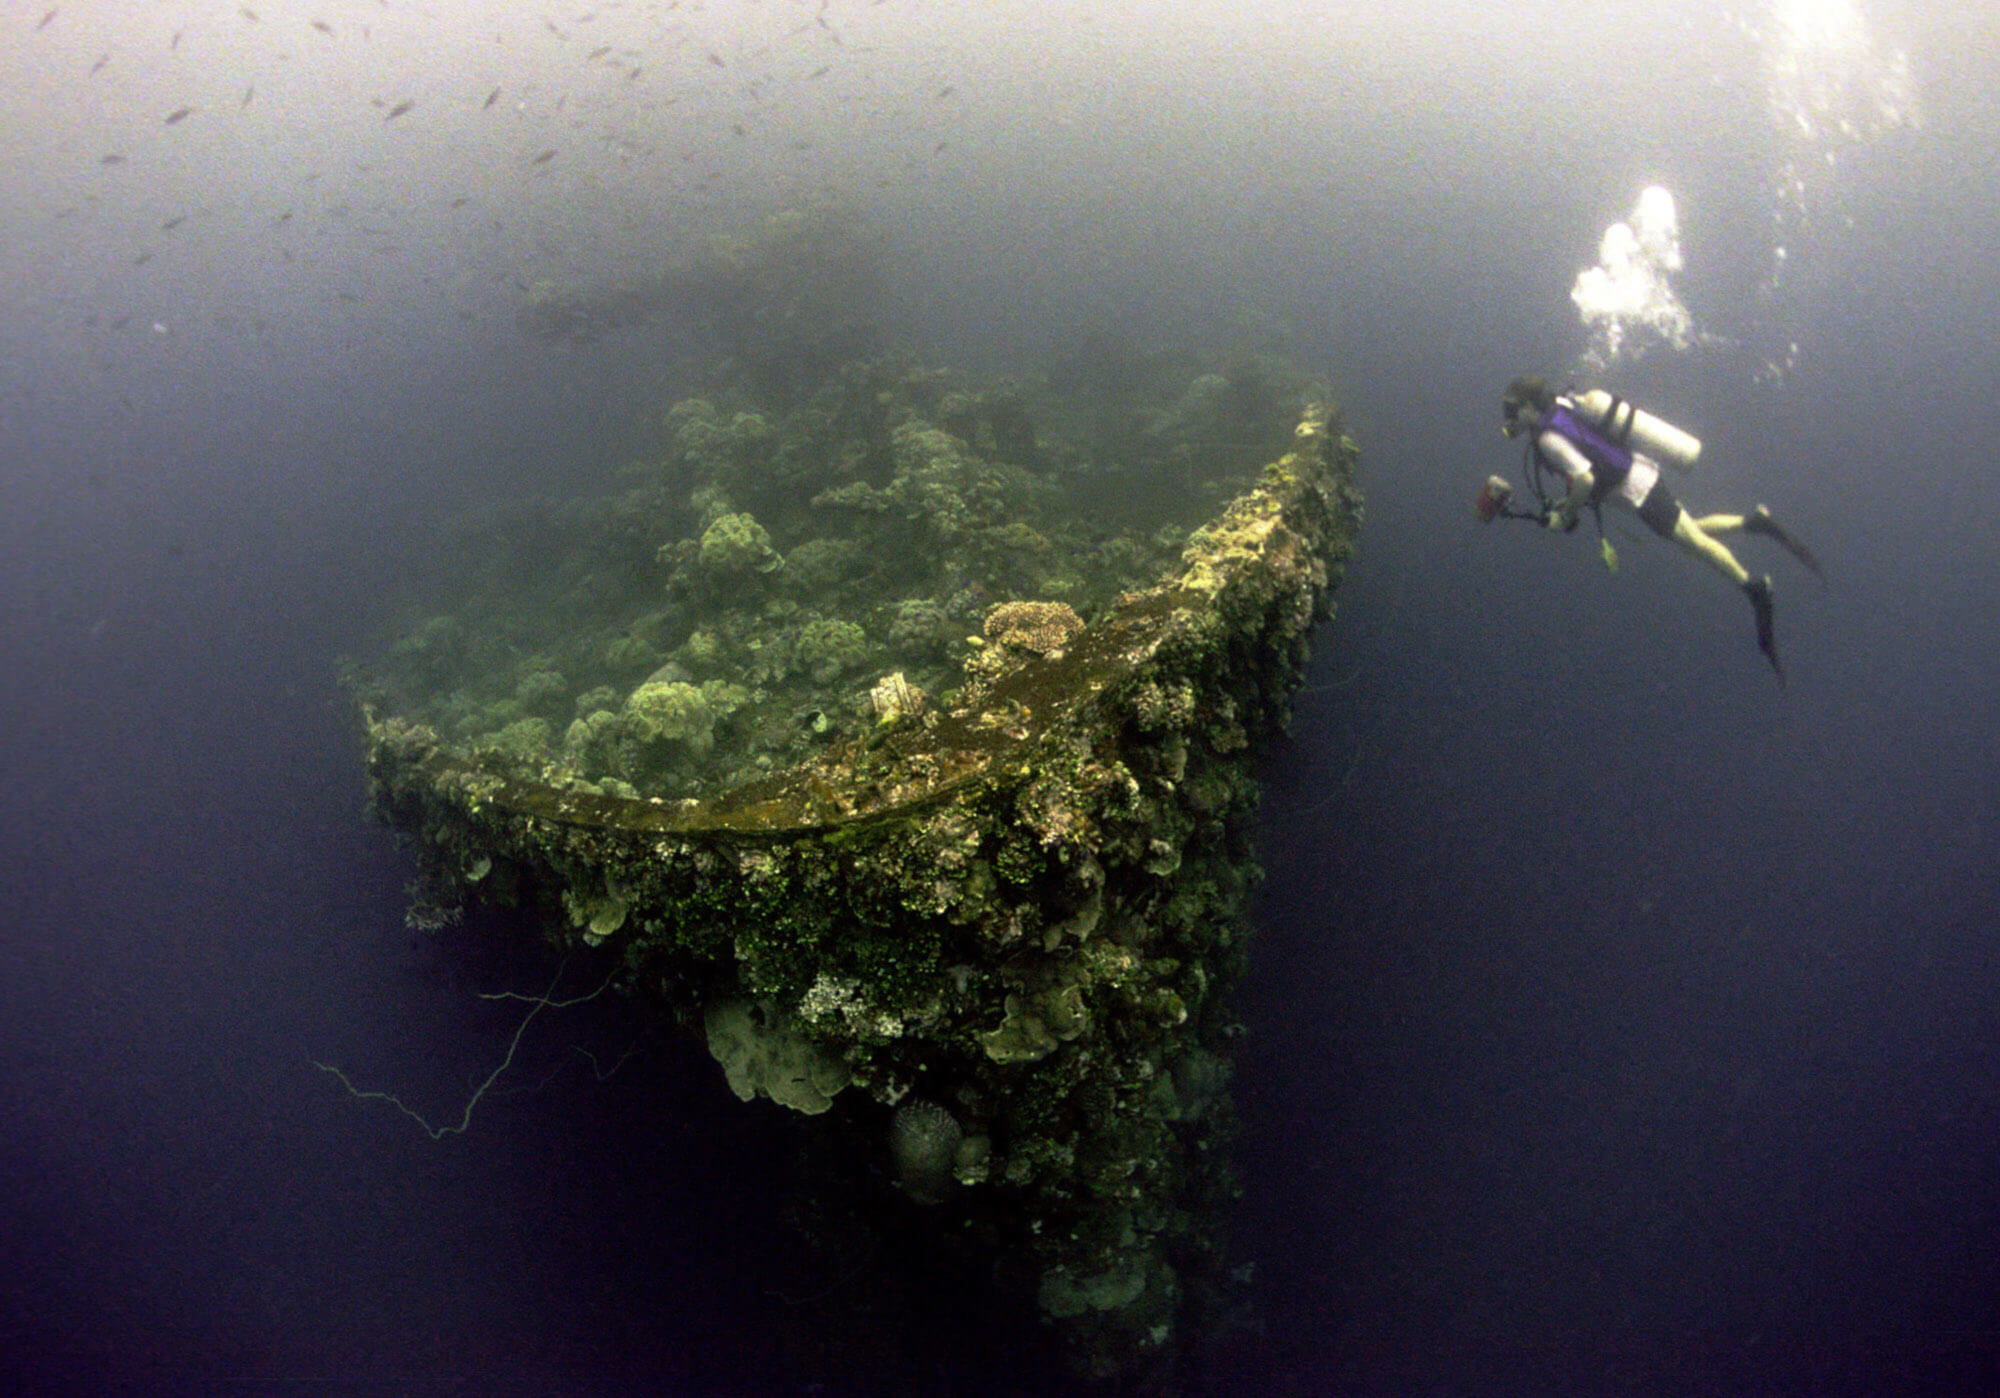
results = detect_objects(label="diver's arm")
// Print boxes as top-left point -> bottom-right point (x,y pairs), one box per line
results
1536,432 -> 1595,527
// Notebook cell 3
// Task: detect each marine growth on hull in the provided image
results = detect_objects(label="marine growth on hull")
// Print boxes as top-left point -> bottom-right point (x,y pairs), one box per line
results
352,217 -> 1362,1386
362,350 -> 1314,810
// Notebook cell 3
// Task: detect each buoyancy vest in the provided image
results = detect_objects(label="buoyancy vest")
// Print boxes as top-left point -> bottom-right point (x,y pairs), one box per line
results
1535,401 -> 1631,504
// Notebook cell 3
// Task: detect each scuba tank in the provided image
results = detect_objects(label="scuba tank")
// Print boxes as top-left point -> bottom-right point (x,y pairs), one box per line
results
1570,388 -> 1702,471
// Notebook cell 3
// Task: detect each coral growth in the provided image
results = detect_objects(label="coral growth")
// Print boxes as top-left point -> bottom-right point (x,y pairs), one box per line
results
352,315 -> 1359,1383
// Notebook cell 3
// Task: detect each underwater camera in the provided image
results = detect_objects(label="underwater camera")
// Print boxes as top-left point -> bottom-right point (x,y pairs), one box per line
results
1474,474 -> 1513,523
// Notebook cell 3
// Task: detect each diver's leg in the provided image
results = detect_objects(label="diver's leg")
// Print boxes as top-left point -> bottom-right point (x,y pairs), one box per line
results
1669,510 -> 1751,587
1673,509 -> 1783,681
1695,507 -> 1821,574
1654,493 -> 1782,678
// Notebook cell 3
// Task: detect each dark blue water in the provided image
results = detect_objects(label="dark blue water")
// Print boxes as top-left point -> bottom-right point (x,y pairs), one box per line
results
1228,308 -> 2000,1393
7,4 -> 1999,1394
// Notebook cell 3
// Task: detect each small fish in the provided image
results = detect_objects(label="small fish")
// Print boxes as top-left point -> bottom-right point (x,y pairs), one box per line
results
134,251 -> 153,266
89,53 -> 109,75
272,208 -> 292,224
588,44 -> 610,60
164,106 -> 194,125
529,148 -> 556,165
449,196 -> 468,208
100,153 -> 126,166
170,28 -> 183,50
936,85 -> 954,100
483,87 -> 501,109
706,51 -> 724,68
36,9 -> 57,32
384,98 -> 415,120
241,5 -> 258,20
111,314 -> 132,329
625,66 -> 643,82
310,19 -> 332,36
241,86 -> 254,107
161,215 -> 186,231
806,65 -> 828,80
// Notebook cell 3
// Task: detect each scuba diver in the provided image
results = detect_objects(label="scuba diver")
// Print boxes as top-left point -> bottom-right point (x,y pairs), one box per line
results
1476,375 -> 1820,684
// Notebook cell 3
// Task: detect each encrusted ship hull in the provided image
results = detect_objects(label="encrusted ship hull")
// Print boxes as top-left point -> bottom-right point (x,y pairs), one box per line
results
361,405 -> 1361,1381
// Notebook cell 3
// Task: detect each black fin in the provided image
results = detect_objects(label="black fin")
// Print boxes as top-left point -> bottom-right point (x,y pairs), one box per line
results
1747,575 -> 1784,686
1746,506 -> 1822,577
